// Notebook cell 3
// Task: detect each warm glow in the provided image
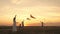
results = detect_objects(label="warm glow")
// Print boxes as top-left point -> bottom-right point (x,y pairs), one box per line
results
0,0 -> 60,26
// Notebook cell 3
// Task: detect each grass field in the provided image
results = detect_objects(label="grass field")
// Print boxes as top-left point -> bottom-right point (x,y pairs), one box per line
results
0,26 -> 60,34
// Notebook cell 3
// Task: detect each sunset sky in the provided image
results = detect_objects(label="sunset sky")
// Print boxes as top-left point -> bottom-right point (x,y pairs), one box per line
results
0,0 -> 60,26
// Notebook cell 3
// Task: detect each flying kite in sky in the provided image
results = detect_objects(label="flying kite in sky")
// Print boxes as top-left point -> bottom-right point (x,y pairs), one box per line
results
27,18 -> 31,20
30,14 -> 36,19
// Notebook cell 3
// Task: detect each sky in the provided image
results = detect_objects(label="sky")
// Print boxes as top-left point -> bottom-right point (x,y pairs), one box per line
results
0,0 -> 60,26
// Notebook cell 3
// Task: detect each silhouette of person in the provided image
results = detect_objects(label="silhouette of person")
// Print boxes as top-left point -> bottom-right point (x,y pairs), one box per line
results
22,20 -> 24,28
18,24 -> 21,31
41,22 -> 44,27
13,15 -> 16,22
13,15 -> 17,32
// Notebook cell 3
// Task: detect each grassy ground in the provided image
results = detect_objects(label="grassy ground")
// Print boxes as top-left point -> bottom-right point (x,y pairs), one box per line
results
0,26 -> 60,34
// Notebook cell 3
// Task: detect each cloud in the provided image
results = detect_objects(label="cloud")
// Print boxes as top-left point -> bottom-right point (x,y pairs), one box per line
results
10,0 -> 21,4
0,0 -> 60,8
0,0 -> 60,18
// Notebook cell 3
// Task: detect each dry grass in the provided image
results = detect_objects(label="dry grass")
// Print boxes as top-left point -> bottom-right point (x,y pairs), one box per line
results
0,26 -> 60,34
